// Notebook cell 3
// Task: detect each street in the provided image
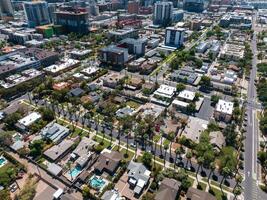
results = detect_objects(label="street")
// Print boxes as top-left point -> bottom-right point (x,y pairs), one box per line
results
243,16 -> 267,200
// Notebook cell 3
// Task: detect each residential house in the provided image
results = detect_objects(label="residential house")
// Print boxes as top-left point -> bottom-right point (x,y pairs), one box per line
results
44,139 -> 74,162
67,87 -> 85,97
47,163 -> 63,176
155,178 -> 181,200
152,84 -> 176,106
138,103 -> 165,120
209,131 -> 226,150
40,122 -> 70,144
182,116 -> 209,143
116,107 -> 135,118
71,137 -> 96,168
94,150 -> 123,175
125,77 -> 143,90
127,161 -> 151,197
172,90 -> 196,112
101,190 -> 123,200
186,187 -> 216,200
53,82 -> 70,91
214,99 -> 234,123
15,112 -> 42,132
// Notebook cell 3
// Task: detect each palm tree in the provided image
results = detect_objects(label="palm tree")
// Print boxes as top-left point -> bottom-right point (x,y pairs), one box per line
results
27,92 -> 32,104
180,118 -> 188,131
163,144 -> 168,168
143,134 -> 149,151
118,123 -> 122,150
220,167 -> 231,190
67,161 -> 73,181
233,186 -> 242,200
133,127 -> 138,160
175,147 -> 182,169
208,162 -> 216,189
168,132 -> 175,161
160,131 -> 164,157
186,151 -> 193,168
196,157 -> 204,185
125,129 -> 130,156
153,141 -> 157,169
234,173 -> 243,189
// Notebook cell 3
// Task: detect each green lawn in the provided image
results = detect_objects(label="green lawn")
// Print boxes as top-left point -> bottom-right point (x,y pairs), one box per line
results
0,162 -> 17,187
210,180 -> 232,192
120,148 -> 135,162
69,127 -> 87,138
155,156 -> 164,164
198,181 -> 207,191
188,177 -> 195,187
209,186 -> 226,200
93,135 -> 111,149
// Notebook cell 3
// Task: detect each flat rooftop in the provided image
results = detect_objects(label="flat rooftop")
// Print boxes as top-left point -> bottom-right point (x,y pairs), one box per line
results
18,112 -> 41,127
178,90 -> 196,101
215,99 -> 234,115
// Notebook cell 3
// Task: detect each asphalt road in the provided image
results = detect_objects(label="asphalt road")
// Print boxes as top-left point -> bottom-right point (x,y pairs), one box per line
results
243,18 -> 267,200
26,94 -> 237,189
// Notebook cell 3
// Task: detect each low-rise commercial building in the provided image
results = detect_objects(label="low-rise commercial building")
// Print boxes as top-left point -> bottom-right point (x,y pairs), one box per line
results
108,28 -> 138,42
70,49 -> 92,60
170,67 -> 198,85
220,43 -> 244,61
118,38 -> 146,56
43,59 -> 80,75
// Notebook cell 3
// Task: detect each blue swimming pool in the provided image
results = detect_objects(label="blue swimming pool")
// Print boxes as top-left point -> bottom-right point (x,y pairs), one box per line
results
0,156 -> 7,167
68,166 -> 82,178
89,175 -> 106,190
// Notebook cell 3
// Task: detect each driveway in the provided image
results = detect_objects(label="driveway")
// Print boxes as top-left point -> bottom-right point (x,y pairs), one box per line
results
195,97 -> 214,121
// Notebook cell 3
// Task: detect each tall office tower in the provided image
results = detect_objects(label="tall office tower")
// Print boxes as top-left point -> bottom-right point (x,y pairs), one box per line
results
165,27 -> 185,48
48,3 -> 57,23
88,0 -> 99,16
170,0 -> 178,8
0,0 -> 14,19
54,8 -> 89,34
183,0 -> 204,13
128,1 -> 139,14
24,1 -> 50,28
153,1 -> 173,27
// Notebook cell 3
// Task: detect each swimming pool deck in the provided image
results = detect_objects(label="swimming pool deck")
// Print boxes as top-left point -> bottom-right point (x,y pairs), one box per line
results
89,175 -> 109,192
0,156 -> 8,168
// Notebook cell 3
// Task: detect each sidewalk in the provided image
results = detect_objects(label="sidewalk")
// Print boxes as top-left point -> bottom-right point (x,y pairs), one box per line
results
21,99 -> 234,198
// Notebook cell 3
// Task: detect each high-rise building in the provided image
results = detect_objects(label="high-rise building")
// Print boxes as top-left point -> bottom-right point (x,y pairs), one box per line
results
88,0 -> 99,16
54,8 -> 89,34
48,3 -> 57,23
24,2 -> 50,28
0,0 -> 14,18
153,1 -> 173,27
165,27 -> 185,48
183,0 -> 204,13
128,1 -> 139,14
